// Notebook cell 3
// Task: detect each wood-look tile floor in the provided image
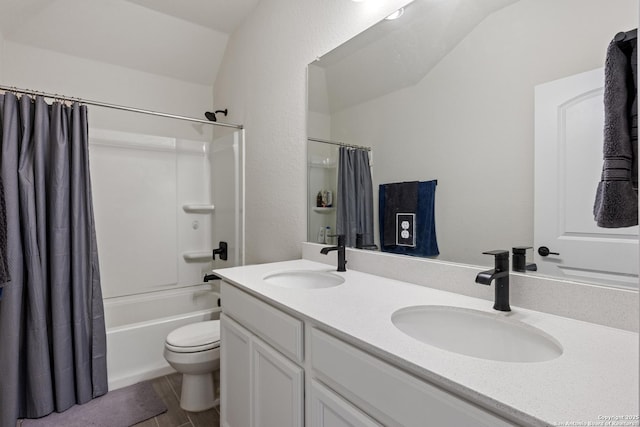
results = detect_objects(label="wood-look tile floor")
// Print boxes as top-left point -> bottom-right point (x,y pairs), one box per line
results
133,372 -> 220,427
14,372 -> 220,427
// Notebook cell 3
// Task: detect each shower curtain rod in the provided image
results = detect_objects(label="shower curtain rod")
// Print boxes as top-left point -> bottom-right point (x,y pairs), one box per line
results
308,137 -> 371,151
0,84 -> 244,130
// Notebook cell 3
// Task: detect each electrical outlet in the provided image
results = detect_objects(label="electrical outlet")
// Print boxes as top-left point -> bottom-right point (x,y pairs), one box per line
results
396,213 -> 416,247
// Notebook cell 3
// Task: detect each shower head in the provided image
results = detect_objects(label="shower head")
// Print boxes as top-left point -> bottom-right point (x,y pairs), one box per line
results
204,109 -> 228,122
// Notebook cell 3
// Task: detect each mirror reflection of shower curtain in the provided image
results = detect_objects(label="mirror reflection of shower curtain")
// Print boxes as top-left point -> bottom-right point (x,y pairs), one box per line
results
336,147 -> 374,247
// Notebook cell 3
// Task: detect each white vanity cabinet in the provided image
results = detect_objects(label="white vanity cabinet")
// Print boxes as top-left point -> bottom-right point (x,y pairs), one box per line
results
220,280 -> 518,427
220,283 -> 304,427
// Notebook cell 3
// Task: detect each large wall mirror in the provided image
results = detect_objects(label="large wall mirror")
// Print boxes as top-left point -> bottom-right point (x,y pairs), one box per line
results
307,0 -> 639,289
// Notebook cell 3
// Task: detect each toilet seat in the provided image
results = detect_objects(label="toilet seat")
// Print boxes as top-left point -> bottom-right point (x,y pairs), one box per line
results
165,320 -> 221,353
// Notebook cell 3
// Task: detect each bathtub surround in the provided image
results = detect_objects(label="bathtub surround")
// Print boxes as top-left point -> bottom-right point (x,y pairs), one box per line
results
85,106 -> 244,388
0,93 -> 107,427
92,125 -> 243,389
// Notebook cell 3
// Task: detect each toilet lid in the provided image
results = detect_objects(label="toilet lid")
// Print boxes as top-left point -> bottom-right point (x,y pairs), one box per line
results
165,320 -> 220,353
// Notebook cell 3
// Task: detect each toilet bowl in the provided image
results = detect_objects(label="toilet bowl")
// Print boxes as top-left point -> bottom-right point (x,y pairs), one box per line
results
163,320 -> 221,412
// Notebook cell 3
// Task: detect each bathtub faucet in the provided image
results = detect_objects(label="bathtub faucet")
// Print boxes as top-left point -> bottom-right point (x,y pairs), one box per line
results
212,242 -> 228,261
203,273 -> 221,282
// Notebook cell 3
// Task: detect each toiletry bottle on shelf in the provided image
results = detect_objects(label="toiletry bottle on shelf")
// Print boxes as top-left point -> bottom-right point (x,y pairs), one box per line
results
317,191 -> 323,207
317,226 -> 326,244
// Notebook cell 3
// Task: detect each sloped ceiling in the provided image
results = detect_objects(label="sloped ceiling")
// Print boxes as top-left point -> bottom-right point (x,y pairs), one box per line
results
126,0 -> 258,34
312,0 -> 520,113
0,0 -> 259,86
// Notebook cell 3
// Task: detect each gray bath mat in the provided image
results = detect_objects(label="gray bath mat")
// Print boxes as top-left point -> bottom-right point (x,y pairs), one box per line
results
20,380 -> 167,427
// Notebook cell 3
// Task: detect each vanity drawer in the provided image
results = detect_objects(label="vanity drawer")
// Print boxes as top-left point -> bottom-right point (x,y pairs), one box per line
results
311,328 -> 516,427
221,281 -> 304,363
310,379 -> 382,427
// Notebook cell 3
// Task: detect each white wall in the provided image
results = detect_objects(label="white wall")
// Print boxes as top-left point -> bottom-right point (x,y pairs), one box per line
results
214,0 -> 412,264
2,41 -> 213,123
328,0 -> 637,266
2,40 -> 218,143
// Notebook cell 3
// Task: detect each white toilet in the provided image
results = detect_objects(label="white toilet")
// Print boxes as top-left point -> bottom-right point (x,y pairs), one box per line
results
163,320 -> 221,412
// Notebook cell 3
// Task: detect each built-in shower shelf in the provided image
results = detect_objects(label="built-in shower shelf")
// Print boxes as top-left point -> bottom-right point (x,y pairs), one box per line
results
308,161 -> 337,169
183,251 -> 212,262
182,204 -> 215,213
313,207 -> 335,214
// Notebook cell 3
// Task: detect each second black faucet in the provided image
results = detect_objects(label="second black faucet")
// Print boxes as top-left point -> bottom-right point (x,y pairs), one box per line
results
475,250 -> 511,312
320,235 -> 347,272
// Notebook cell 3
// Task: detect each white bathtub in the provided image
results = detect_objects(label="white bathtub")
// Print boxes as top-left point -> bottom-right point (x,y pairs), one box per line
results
104,284 -> 221,390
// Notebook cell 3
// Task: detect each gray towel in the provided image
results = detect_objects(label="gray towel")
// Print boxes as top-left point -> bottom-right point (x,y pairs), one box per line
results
593,36 -> 638,228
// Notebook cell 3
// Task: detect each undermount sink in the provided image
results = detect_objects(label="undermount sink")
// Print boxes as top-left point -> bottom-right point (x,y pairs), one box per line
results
263,270 -> 345,289
391,305 -> 563,363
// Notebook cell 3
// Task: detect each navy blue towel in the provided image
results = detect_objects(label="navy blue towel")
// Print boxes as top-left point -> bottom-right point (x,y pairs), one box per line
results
382,181 -> 419,246
379,180 -> 439,257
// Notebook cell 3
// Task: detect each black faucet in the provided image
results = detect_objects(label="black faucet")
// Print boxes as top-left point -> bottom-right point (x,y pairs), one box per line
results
512,246 -> 537,272
475,250 -> 511,312
320,235 -> 347,272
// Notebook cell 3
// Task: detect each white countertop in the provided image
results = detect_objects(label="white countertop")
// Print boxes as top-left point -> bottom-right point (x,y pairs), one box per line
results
214,259 -> 639,427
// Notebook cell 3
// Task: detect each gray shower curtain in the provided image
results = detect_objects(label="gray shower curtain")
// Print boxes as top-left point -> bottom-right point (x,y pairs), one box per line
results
0,93 -> 108,427
336,147 -> 374,247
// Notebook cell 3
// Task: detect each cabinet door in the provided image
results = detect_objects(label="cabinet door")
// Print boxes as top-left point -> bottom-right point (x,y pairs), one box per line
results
220,314 -> 251,427
310,380 -> 382,427
311,328 -> 517,427
252,336 -> 304,427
